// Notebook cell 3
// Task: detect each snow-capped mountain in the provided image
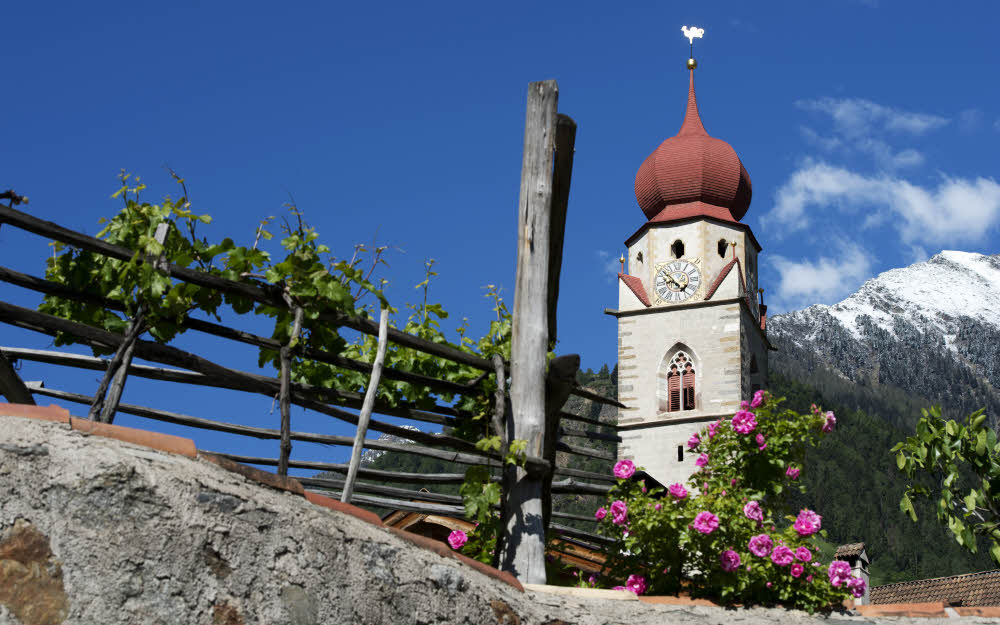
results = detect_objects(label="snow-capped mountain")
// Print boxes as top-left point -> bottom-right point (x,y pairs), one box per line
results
360,425 -> 420,465
769,251 -> 1000,424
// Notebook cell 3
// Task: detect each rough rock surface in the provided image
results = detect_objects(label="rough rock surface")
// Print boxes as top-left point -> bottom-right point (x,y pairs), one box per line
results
0,414 -> 993,624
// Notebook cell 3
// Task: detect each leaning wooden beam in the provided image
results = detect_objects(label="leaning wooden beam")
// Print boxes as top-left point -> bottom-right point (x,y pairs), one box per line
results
302,475 -> 462,506
549,523 -> 615,546
0,345 -> 461,429
342,307 -> 388,503
545,113 -> 577,349
558,410 -> 618,431
559,427 -> 621,443
569,386 -> 626,409
213,453 -> 470,484
549,478 -> 611,496
0,351 -> 35,404
500,79 -> 559,585
555,441 -> 616,462
306,488 -> 598,528
543,355 -> 580,536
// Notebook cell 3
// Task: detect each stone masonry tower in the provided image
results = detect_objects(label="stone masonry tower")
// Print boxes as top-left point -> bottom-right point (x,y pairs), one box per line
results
607,49 -> 773,487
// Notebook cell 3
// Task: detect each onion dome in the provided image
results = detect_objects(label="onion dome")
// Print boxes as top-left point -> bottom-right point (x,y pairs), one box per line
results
634,70 -> 752,222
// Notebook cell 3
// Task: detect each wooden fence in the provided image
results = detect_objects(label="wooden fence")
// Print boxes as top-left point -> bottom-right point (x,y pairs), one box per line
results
0,80 -> 623,583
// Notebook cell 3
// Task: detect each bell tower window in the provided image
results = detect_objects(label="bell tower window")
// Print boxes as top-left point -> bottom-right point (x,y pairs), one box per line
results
718,239 -> 729,258
671,240 -> 685,259
665,351 -> 696,412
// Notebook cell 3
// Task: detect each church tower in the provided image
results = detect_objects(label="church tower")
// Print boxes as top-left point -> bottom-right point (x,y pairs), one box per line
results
609,41 -> 774,487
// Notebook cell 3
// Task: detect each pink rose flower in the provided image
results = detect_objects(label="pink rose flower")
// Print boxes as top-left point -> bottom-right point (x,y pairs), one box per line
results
790,563 -> 804,578
822,410 -> 837,433
771,545 -> 794,566
806,575 -> 813,582
750,389 -> 766,408
655,503 -> 662,511
695,453 -> 709,468
795,546 -> 812,562
687,433 -> 700,450
731,409 -> 757,434
625,574 -> 647,595
794,509 -> 822,537
613,459 -> 636,479
595,507 -> 607,521
447,530 -> 468,550
692,511 -> 720,534
719,549 -> 741,572
740,400 -> 750,410
847,576 -> 866,598
708,420 -> 721,439
748,534 -> 773,557
668,483 -> 688,499
610,500 -> 628,526
828,560 -> 852,587
786,466 -> 800,480
743,501 -> 764,522
766,582 -> 772,588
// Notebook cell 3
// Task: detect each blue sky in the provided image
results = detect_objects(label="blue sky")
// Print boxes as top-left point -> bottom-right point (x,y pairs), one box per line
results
2,1 -> 999,467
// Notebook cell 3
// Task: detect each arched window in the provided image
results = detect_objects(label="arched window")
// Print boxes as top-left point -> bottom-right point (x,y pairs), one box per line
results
671,239 -> 685,259
665,351 -> 696,412
718,238 -> 729,258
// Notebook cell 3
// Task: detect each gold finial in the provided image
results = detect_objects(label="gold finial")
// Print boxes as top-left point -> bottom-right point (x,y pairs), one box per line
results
619,254 -> 626,274
730,239 -> 738,259
681,25 -> 704,69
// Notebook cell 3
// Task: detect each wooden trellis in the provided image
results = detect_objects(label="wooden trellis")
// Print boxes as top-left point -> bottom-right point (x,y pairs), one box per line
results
0,80 -> 624,582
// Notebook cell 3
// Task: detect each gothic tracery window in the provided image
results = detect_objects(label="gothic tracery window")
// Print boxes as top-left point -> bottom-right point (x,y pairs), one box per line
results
666,351 -> 696,412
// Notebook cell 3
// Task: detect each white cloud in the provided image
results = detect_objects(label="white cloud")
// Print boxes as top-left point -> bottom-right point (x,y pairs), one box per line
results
796,97 -> 949,138
765,162 -> 1000,246
596,250 -> 621,283
770,243 -> 874,307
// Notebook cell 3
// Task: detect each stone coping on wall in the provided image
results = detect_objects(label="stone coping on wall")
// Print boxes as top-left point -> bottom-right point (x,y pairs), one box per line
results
4,401 -> 999,620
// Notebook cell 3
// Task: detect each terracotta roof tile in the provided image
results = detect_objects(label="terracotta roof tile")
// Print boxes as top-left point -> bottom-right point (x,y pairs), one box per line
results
618,273 -> 651,307
835,543 -> 866,558
871,569 -> 1000,607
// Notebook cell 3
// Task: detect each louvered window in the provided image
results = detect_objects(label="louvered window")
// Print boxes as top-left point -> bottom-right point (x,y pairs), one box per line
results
666,352 -> 695,412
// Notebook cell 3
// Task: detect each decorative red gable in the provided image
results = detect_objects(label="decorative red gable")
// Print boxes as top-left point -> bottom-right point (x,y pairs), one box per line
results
618,273 -> 651,307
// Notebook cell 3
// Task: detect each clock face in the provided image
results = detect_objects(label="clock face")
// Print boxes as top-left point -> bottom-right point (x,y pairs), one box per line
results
654,260 -> 701,303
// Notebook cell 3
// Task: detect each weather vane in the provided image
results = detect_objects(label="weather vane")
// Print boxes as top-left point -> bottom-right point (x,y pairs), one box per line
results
681,25 -> 705,69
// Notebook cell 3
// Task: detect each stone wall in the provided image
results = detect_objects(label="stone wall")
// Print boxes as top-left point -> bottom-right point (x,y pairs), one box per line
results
1,409 -> 989,624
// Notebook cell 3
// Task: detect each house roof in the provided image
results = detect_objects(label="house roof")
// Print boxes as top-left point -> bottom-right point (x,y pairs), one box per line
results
871,569 -> 1000,607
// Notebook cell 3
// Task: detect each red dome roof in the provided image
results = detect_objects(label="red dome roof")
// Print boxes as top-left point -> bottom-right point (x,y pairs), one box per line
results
634,71 -> 752,222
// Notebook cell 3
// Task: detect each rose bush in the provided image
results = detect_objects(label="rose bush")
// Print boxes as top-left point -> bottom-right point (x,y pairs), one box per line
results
594,391 -> 863,612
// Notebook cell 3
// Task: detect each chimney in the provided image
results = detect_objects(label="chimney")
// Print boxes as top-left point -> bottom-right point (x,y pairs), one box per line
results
834,543 -> 871,605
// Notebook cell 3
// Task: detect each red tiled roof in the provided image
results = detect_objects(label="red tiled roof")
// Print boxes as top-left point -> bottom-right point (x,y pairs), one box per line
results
704,258 -> 745,301
871,569 -> 1000,607
618,273 -> 651,307
634,70 -> 752,224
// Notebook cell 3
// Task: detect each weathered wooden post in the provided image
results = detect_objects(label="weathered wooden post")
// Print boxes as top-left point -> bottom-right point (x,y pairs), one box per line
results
341,307 -> 390,502
277,305 -> 305,476
499,79 -> 559,584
